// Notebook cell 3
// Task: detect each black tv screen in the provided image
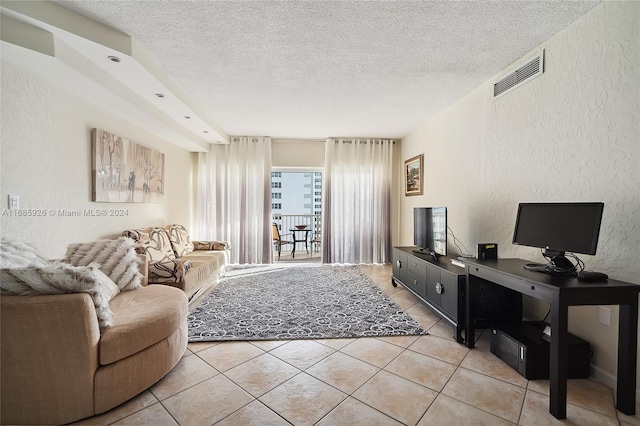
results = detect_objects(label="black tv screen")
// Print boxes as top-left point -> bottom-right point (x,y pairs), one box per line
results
414,207 -> 447,257
512,202 -> 604,256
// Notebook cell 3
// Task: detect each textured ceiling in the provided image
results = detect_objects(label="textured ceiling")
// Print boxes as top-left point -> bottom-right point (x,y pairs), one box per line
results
55,0 -> 601,139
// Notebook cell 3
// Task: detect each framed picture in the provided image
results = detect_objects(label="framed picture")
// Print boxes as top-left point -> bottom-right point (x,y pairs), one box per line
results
404,154 -> 423,196
92,128 -> 165,203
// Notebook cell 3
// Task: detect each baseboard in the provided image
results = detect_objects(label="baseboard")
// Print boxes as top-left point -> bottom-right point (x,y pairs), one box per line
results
590,364 -> 640,403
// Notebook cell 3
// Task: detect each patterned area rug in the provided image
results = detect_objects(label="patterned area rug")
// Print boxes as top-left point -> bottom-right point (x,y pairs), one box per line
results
188,265 -> 428,341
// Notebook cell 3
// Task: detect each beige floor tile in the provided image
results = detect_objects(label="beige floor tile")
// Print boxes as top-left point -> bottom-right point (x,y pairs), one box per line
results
249,339 -> 289,351
269,339 -> 335,370
306,351 -> 379,394
197,340 -> 265,372
377,279 -> 403,295
187,341 -> 219,353
426,319 -> 458,341
409,334 -> 470,365
617,401 -> 640,426
316,397 -> 403,426
441,367 -> 526,423
418,394 -> 514,426
259,372 -> 347,426
352,370 -> 437,425
72,390 -> 158,425
388,288 -> 420,310
315,337 -> 355,349
407,311 -> 440,331
110,402 -> 178,426
215,400 -> 290,426
526,378 -> 617,418
224,353 -> 301,397
376,334 -> 420,348
384,349 -> 457,392
460,335 -> 528,388
340,337 -> 404,368
162,375 -> 254,425
150,353 -> 219,400
519,390 -> 618,425
406,301 -> 441,320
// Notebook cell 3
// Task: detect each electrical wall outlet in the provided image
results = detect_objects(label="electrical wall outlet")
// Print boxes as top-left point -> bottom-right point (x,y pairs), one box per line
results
8,195 -> 19,210
598,306 -> 611,326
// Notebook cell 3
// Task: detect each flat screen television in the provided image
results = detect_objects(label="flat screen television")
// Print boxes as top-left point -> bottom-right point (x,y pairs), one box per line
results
414,207 -> 447,260
512,202 -> 604,273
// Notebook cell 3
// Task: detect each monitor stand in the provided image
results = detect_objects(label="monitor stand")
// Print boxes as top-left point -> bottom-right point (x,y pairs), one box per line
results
523,250 -> 577,276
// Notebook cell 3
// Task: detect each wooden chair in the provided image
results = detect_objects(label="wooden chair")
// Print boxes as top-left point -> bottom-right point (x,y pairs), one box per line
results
272,223 -> 293,261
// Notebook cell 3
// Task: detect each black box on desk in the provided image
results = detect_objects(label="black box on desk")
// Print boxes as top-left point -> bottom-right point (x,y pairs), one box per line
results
489,322 -> 590,380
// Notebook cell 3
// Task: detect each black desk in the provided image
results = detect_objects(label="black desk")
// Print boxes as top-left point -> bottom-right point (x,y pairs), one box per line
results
289,228 -> 311,258
464,258 -> 639,419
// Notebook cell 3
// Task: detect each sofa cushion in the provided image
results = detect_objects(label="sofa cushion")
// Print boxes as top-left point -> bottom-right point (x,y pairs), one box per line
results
180,251 -> 228,298
99,285 -> 187,365
64,237 -> 143,292
122,227 -> 176,262
147,258 -> 192,283
165,224 -> 194,257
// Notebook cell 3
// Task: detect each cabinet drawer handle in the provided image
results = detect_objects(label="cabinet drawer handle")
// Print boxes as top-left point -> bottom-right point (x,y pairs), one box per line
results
397,260 -> 402,268
436,282 -> 443,294
413,279 -> 418,285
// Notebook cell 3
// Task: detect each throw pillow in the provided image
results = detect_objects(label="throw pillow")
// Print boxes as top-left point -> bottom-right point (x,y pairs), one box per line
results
121,227 -> 176,262
165,224 -> 194,257
1,262 -> 119,330
65,237 -> 143,291
0,239 -> 48,268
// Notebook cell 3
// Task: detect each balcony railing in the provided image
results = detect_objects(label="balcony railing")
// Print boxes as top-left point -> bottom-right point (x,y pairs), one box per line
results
272,214 -> 322,261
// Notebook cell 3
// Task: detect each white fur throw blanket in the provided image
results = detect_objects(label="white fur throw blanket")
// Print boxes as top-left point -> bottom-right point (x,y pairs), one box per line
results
1,261 -> 118,329
65,237 -> 143,291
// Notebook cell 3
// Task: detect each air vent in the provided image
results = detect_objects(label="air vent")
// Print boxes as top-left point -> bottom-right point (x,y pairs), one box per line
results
493,50 -> 544,99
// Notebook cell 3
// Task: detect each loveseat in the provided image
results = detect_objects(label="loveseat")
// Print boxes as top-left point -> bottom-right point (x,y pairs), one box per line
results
122,224 -> 230,300
0,241 -> 188,425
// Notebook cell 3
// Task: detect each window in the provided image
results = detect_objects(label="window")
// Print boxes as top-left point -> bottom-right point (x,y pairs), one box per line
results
272,182 -> 281,189
271,172 -> 281,178
272,193 -> 281,199
272,203 -> 281,209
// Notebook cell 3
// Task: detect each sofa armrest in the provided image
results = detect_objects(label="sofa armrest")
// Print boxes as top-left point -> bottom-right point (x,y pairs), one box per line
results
148,259 -> 192,283
193,240 -> 231,251
0,293 -> 100,425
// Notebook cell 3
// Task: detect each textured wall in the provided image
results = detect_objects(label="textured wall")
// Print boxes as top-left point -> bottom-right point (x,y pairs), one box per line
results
399,1 -> 639,385
1,61 -> 195,259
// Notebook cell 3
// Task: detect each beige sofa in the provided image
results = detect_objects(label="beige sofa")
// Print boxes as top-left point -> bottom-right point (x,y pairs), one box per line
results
0,257 -> 188,425
122,224 -> 229,300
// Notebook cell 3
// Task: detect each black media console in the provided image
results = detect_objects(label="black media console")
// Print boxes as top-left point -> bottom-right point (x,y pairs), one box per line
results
391,247 -> 520,343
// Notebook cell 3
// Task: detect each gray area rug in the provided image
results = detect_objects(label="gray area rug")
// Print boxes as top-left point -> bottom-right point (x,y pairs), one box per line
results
188,265 -> 428,341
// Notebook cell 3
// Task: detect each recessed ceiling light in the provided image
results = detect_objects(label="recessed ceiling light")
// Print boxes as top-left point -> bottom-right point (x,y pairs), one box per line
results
184,116 -> 191,119
155,93 -> 165,98
203,131 -> 209,134
107,56 -> 121,63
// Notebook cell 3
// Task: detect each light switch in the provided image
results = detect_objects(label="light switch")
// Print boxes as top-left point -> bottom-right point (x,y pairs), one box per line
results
8,195 -> 19,210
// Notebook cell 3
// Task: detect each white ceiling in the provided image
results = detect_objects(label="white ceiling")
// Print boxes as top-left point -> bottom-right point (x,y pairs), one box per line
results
10,1 -> 602,143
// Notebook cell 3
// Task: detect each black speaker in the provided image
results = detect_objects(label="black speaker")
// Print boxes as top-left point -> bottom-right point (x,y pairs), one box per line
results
477,243 -> 498,260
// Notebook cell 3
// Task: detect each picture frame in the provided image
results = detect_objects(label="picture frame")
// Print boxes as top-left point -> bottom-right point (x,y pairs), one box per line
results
92,128 -> 165,203
404,154 -> 423,196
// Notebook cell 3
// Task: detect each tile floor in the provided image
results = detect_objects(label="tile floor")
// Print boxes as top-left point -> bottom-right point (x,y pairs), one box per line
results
76,264 -> 638,426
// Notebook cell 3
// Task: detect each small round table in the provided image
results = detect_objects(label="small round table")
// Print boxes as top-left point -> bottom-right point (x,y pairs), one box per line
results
289,228 -> 312,258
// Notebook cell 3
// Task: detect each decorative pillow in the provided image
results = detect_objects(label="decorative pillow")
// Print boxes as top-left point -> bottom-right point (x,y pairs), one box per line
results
165,224 -> 194,257
1,262 -> 119,330
65,237 -> 143,291
0,239 -> 48,268
193,240 -> 231,251
122,227 -> 176,262
147,258 -> 192,283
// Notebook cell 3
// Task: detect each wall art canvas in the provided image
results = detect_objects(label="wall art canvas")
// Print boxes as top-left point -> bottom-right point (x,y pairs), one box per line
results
404,154 -> 423,196
92,128 -> 165,203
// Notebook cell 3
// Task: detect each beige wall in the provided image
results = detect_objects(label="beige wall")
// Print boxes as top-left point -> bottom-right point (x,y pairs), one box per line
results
272,139 -> 325,168
1,61 -> 195,259
399,1 -> 639,388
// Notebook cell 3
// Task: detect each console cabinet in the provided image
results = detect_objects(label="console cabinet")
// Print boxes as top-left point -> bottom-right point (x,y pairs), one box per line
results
392,247 -> 466,342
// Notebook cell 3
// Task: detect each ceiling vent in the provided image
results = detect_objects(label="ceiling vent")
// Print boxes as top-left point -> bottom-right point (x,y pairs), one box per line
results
493,50 -> 544,99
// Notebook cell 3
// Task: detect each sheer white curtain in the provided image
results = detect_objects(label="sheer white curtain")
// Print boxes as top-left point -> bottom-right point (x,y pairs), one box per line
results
322,138 -> 393,264
196,137 -> 272,264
